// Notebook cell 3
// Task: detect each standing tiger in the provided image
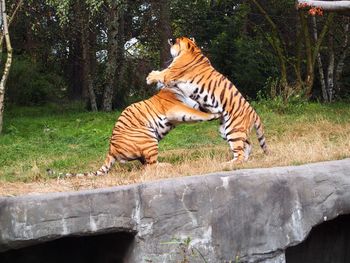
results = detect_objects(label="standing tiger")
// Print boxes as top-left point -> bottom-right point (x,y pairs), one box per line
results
65,87 -> 219,177
146,37 -> 268,163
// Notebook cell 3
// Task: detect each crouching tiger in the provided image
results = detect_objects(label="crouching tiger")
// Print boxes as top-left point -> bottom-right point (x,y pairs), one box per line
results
65,87 -> 219,177
146,37 -> 268,163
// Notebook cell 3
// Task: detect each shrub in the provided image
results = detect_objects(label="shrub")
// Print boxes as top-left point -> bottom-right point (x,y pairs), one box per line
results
5,56 -> 67,105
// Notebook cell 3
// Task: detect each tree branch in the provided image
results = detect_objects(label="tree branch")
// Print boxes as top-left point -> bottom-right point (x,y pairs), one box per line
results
0,0 -> 23,45
298,0 -> 350,13
248,0 -> 288,86
8,0 -> 23,26
312,16 -> 328,102
312,13 -> 334,66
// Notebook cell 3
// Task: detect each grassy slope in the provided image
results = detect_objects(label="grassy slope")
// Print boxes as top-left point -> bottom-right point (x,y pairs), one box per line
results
0,101 -> 349,195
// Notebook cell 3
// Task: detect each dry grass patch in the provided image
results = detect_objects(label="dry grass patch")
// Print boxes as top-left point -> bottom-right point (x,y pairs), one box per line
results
1,120 -> 349,196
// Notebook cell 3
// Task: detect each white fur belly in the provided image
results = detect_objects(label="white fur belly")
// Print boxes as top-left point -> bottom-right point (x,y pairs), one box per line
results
175,82 -> 222,114
176,82 -> 198,97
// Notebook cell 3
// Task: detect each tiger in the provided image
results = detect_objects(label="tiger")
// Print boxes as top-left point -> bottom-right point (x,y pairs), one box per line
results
146,37 -> 268,163
65,86 -> 220,177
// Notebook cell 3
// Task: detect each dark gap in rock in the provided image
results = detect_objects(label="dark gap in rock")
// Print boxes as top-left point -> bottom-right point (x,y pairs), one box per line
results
0,231 -> 135,263
286,214 -> 350,263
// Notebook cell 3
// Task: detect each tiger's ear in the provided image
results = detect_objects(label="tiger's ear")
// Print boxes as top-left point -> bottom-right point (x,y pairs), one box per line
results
190,37 -> 196,43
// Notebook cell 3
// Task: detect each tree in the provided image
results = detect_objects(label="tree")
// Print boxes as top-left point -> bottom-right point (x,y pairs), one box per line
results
44,0 -> 99,104
312,16 -> 328,101
102,0 -> 127,112
81,1 -> 97,111
335,16 -> 350,97
249,0 -> 333,100
156,0 -> 172,67
0,0 -> 23,134
313,15 -> 350,102
43,0 -> 127,111
3,0 -> 349,108
298,0 -> 350,101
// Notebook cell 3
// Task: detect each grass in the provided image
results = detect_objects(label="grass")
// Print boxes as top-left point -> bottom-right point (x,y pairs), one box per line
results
0,100 -> 350,196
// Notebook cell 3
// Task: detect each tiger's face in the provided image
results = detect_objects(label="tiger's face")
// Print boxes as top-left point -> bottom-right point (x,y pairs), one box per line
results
168,37 -> 199,58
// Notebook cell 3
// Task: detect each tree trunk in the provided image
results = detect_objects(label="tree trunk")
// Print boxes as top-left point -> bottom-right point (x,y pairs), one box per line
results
102,2 -> 119,112
103,1 -> 127,111
158,0 -> 172,67
312,16 -> 328,102
82,28 -> 97,111
66,2 -> 84,101
327,29 -> 335,102
335,16 -> 350,96
114,0 -> 127,108
0,0 -> 13,134
67,41 -> 84,100
300,11 -> 314,97
81,7 -> 97,111
295,12 -> 303,90
300,11 -> 333,98
0,0 -> 22,47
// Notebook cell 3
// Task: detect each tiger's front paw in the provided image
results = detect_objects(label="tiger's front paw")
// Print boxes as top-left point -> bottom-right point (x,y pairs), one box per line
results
146,70 -> 162,85
213,113 -> 221,119
210,113 -> 221,120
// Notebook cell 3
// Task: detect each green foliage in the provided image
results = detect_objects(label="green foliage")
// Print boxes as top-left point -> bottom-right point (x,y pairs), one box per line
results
171,1 -> 279,99
44,0 -> 71,24
85,0 -> 106,14
8,0 -> 350,109
231,37 -> 278,98
253,95 -> 308,115
161,237 -> 208,263
5,57 -> 67,105
44,0 -> 107,24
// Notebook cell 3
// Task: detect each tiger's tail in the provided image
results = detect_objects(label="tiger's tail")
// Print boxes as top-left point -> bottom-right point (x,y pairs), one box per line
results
254,113 -> 268,154
65,153 -> 116,178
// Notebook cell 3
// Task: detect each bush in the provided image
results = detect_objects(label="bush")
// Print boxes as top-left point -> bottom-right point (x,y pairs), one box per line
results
5,56 -> 67,105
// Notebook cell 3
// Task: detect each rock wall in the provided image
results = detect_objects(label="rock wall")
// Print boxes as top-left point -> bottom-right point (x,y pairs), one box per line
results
1,159 -> 350,262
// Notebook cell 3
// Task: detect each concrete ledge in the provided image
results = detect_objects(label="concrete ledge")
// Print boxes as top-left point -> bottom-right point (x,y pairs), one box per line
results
1,159 -> 350,262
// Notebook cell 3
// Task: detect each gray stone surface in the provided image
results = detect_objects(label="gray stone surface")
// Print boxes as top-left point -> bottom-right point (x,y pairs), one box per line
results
1,159 -> 350,262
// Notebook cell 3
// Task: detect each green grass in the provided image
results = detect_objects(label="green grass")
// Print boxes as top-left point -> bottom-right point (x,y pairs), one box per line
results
1,104 -> 115,182
0,103 -> 224,182
0,100 -> 349,183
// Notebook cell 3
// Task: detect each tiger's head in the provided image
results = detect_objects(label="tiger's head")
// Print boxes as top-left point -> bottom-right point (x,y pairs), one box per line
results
168,37 -> 201,58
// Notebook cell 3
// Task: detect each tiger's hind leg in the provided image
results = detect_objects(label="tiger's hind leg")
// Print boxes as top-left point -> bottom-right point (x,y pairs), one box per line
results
219,119 -> 226,140
142,142 -> 173,179
142,139 -> 160,167
225,131 -> 248,164
244,140 -> 252,162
